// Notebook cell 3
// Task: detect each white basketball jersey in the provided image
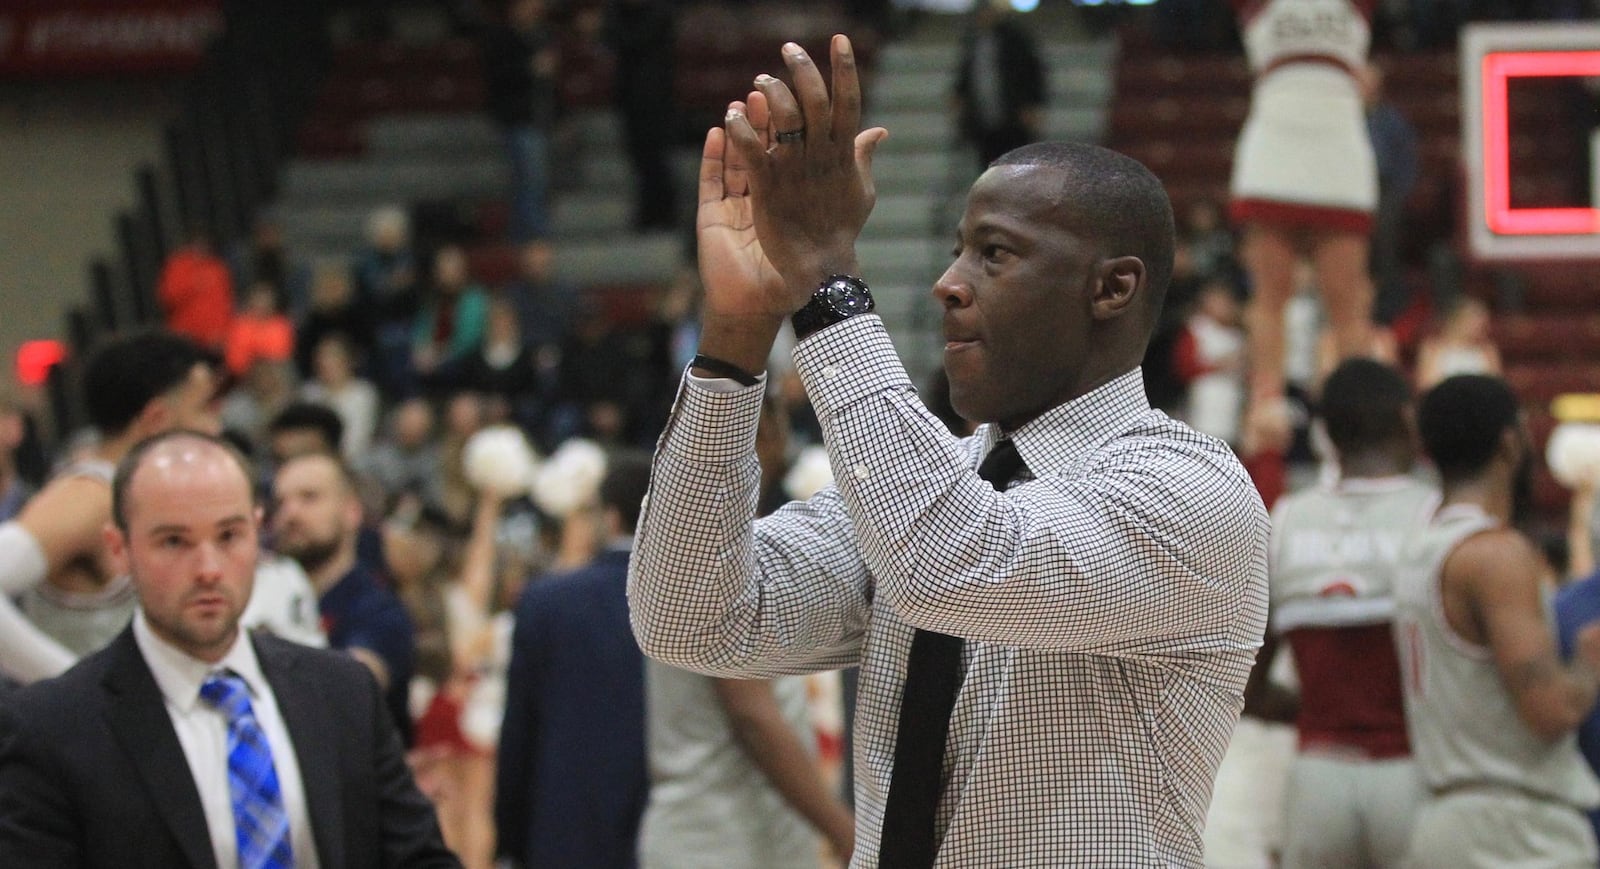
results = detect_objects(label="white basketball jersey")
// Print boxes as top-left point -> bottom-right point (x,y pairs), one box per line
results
1394,503 -> 1600,808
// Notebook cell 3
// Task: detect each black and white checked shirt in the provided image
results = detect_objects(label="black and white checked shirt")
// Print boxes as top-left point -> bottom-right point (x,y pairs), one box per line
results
629,315 -> 1270,866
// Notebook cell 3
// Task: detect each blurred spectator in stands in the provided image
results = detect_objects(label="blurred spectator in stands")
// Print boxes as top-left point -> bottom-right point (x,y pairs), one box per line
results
435,296 -> 548,435
303,332 -> 381,460
1362,63 -> 1420,327
440,392 -> 489,522
224,279 -> 296,378
221,359 -> 300,465
414,245 -> 490,383
658,266 -> 703,373
553,298 -> 668,448
274,451 -> 418,746
362,398 -> 448,515
355,205 -> 421,398
298,262 -> 374,378
952,0 -> 1046,170
1143,240 -> 1206,415
230,214 -> 310,317
157,226 -> 235,350
1173,281 -> 1247,445
1414,296 -> 1501,390
0,391 -> 33,524
605,0 -> 680,230
480,0 -> 558,244
1182,198 -> 1241,288
505,240 -> 575,356
268,401 -> 345,467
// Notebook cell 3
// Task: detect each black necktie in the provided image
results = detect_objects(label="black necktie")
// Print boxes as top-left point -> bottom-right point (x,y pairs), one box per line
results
878,439 -> 1026,868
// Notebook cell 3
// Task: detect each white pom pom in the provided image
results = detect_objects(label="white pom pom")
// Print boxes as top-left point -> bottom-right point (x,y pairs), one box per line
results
1547,422 -> 1600,490
531,438 -> 608,518
783,445 -> 835,501
462,426 -> 539,497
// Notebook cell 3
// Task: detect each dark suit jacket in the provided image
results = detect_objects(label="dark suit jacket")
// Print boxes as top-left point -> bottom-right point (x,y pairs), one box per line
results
0,627 -> 460,869
495,547 -> 647,868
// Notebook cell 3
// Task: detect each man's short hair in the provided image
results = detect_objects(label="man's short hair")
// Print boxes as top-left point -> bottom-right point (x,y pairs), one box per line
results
991,142 -> 1177,314
1418,374 -> 1521,484
112,430 -> 256,531
1320,359 -> 1412,457
82,331 -> 215,437
276,448 -> 361,494
600,450 -> 654,535
268,402 -> 345,453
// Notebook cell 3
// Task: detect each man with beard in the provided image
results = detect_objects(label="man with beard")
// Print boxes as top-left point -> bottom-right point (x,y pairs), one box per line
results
272,451 -> 416,744
1394,374 -> 1600,867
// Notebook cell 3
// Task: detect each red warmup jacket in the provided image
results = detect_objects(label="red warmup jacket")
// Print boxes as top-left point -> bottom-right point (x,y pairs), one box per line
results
157,248 -> 234,348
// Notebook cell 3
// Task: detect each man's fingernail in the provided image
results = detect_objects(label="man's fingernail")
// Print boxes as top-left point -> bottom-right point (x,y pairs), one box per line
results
784,42 -> 805,58
755,74 -> 777,86
727,107 -> 743,121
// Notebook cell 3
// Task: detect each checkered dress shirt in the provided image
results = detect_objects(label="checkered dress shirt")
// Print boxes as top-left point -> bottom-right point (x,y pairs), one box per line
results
629,315 -> 1270,866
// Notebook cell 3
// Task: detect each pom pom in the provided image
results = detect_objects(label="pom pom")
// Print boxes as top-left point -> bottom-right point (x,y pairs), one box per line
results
462,426 -> 539,497
783,445 -> 835,501
1547,422 -> 1600,490
531,438 -> 608,518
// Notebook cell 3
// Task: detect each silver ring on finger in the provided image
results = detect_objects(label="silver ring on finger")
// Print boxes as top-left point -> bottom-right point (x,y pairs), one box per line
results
775,129 -> 805,144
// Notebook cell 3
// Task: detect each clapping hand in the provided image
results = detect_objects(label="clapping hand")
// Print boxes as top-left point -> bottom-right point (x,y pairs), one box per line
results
693,35 -> 887,375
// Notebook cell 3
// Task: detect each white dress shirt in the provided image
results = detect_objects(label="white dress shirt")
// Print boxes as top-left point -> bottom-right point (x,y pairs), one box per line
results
632,315 -> 1271,865
134,611 -> 322,869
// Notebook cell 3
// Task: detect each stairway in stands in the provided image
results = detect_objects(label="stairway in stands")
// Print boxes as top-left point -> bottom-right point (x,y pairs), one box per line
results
272,4 -> 1121,391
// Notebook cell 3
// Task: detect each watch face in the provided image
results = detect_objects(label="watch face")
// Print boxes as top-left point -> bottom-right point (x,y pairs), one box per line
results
825,279 -> 874,317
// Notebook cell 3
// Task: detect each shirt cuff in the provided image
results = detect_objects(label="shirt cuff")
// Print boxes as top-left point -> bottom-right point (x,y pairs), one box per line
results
793,314 -> 913,418
663,369 -> 767,462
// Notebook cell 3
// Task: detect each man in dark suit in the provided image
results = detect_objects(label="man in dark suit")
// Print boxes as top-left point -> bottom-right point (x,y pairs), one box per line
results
0,430 -> 459,868
495,451 -> 652,868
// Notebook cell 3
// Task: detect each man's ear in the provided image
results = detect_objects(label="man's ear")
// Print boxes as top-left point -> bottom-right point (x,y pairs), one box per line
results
1093,256 -> 1146,321
133,397 -> 171,439
103,523 -> 130,577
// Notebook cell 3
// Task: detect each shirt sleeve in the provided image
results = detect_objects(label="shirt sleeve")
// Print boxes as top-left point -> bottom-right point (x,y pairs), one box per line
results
628,374 -> 872,679
797,316 -> 1268,654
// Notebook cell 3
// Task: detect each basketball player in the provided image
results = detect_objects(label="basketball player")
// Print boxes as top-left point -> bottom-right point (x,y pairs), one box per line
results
1395,374 -> 1600,867
1258,359 -> 1435,866
0,331 -> 222,682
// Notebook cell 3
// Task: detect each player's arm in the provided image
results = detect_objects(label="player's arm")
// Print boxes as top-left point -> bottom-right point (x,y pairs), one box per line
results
712,678 -> 855,862
1454,530 -> 1600,741
0,479 -> 109,681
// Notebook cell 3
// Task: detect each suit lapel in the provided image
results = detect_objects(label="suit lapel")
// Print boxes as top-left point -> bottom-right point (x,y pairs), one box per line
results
257,636 -> 344,868
100,629 -> 218,869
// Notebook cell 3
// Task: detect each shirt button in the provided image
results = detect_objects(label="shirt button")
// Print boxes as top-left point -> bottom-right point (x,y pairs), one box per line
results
821,365 -> 841,379
852,464 -> 870,479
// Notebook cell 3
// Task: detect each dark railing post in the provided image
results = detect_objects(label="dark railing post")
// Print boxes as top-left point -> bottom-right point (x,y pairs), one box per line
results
89,259 -> 121,331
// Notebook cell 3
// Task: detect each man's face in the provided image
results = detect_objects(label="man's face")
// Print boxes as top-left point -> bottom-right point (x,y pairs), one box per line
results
108,441 -> 259,662
934,164 -> 1100,431
160,364 -> 224,436
271,455 -> 355,570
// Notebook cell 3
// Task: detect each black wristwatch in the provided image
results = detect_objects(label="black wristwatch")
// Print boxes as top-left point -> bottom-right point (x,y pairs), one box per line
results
791,275 -> 875,341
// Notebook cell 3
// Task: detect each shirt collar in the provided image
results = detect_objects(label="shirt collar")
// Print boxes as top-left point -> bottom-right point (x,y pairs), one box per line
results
979,367 -> 1151,477
133,609 -> 269,715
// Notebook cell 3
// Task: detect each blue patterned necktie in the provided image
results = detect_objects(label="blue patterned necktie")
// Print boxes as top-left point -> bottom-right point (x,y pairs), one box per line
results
199,671 -> 295,869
